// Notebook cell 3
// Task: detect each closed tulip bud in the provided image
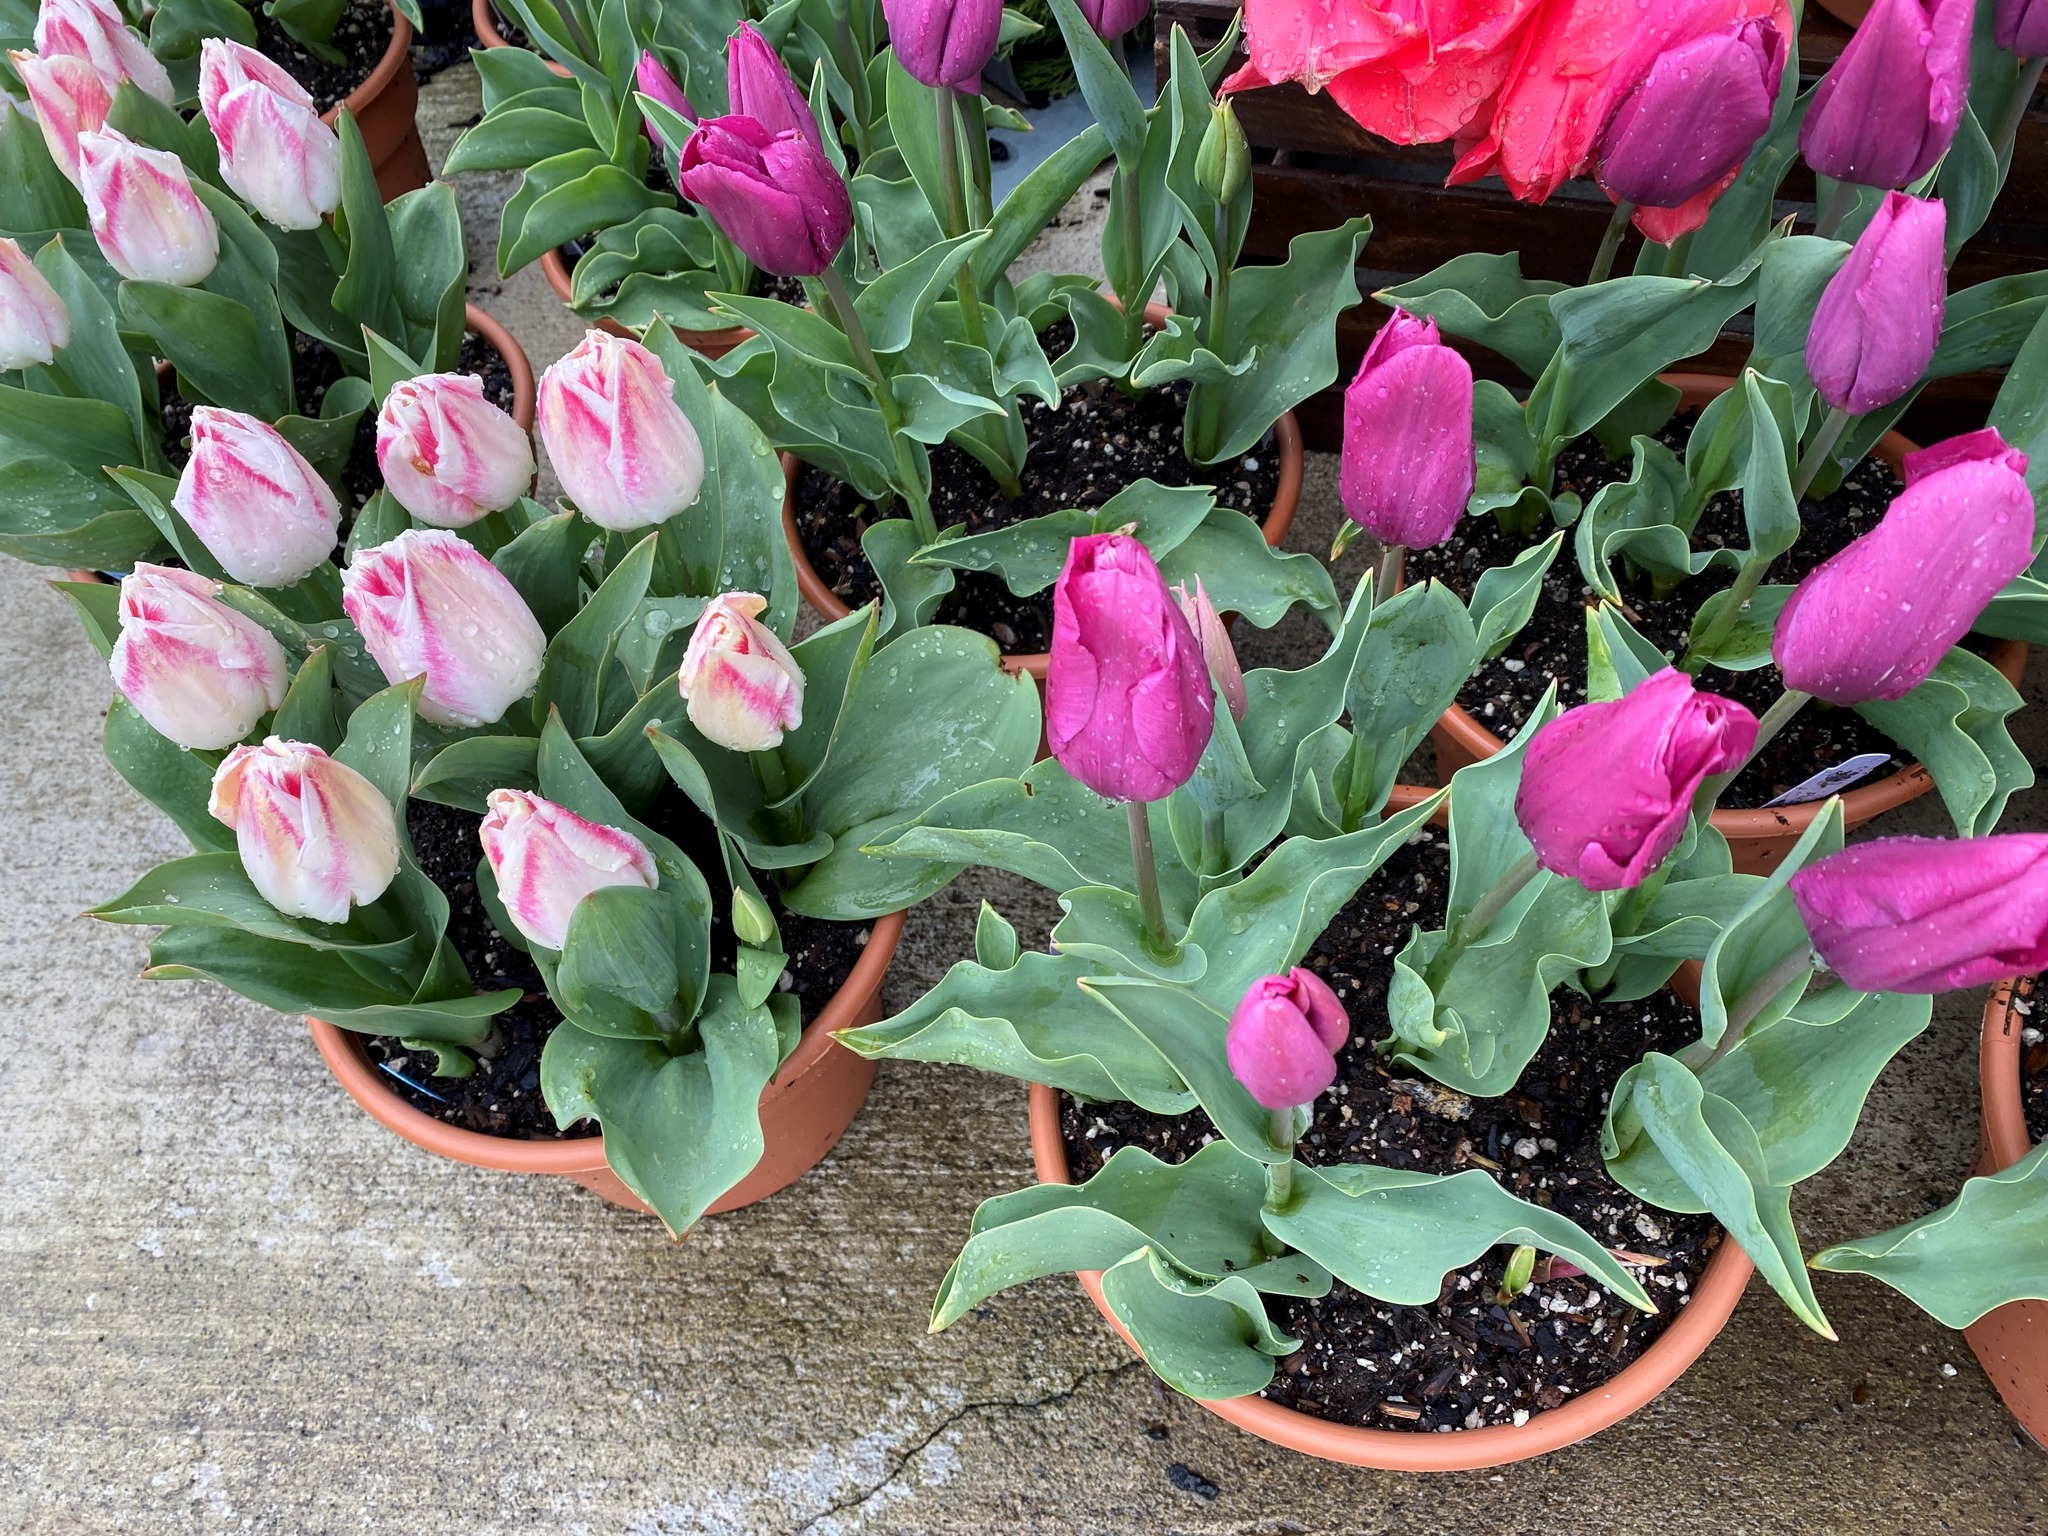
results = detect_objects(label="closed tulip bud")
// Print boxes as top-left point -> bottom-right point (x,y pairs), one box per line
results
109,564 -> 288,750
10,48 -> 111,185
208,738 -> 400,924
883,0 -> 1003,89
1595,19 -> 1785,213
675,113 -> 853,278
1047,533 -> 1215,803
340,529 -> 548,729
1077,0 -> 1152,39
1801,0 -> 1970,189
678,591 -> 805,752
1807,192 -> 1945,416
198,39 -> 341,232
172,407 -> 340,588
375,371 -> 535,528
636,49 -> 694,131
478,788 -> 660,952
536,330 -> 705,531
1339,309 -> 1475,552
727,23 -> 822,153
1195,99 -> 1250,206
0,236 -> 70,369
1791,834 -> 2048,992
77,128 -> 218,287
1997,0 -> 2048,54
1171,577 -> 1247,723
732,886 -> 777,947
1774,430 -> 2035,704
34,0 -> 173,104
1225,967 -> 1350,1111
1516,669 -> 1758,892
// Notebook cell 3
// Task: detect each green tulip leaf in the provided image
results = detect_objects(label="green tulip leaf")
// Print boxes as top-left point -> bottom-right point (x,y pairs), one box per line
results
1854,646 -> 2032,837
1097,1248 -> 1299,1401
1375,253 -> 1566,379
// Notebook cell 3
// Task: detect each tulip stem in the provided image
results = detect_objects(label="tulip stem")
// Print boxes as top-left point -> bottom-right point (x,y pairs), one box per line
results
1693,686 -> 1812,812
1588,201 -> 1633,285
1813,181 -> 1859,241
1691,947 -> 1816,1071
1995,58 -> 2046,168
1446,851 -> 1541,954
833,8 -> 876,161
1126,802 -> 1174,958
1791,405 -> 1852,504
818,265 -> 941,545
1266,1109 -> 1297,1204
1373,544 -> 1404,605
934,88 -> 991,356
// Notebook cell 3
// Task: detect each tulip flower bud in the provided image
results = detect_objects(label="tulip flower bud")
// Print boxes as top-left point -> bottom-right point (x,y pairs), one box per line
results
198,39 -> 342,233
110,564 -> 288,750
727,23 -> 823,153
536,330 -> 705,531
9,48 -> 111,186
1790,834 -> 2048,993
1998,0 -> 2048,54
340,529 -> 548,729
1595,19 -> 1784,212
1516,669 -> 1758,892
636,49 -> 694,132
678,591 -> 805,752
0,235 -> 70,369
1077,0 -> 1151,39
1195,99 -> 1251,206
1047,533 -> 1216,803
1225,967 -> 1349,1111
1800,0 -> 1970,189
732,886 -> 777,947
675,113 -> 853,278
1774,430 -> 2035,705
208,738 -> 400,923
375,371 -> 535,528
77,128 -> 219,287
883,0 -> 1003,90
478,788 -> 660,952
173,407 -> 341,588
1171,577 -> 1247,723
34,0 -> 173,104
1807,192 -> 1945,416
1339,309 -> 1476,552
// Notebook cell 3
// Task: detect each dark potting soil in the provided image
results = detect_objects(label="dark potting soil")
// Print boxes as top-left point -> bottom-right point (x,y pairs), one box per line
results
486,2 -> 533,48
410,1 -> 480,79
1060,832 -> 1718,1433
1405,414 -> 1905,809
2015,978 -> 2048,1148
362,796 -> 870,1138
793,369 -> 1282,655
253,0 -> 397,116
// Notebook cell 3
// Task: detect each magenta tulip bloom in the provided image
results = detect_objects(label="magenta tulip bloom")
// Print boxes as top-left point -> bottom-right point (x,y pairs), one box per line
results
1595,19 -> 1784,212
479,789 -> 660,951
76,128 -> 218,286
1046,533 -> 1215,803
636,49 -> 693,128
110,564 -> 288,750
1998,0 -> 2048,53
1516,669 -> 1758,892
341,530 -> 548,729
1226,967 -> 1350,1111
0,236 -> 70,370
676,114 -> 852,278
1339,308 -> 1475,552
198,39 -> 341,232
537,330 -> 705,531
884,0 -> 1003,89
1791,835 -> 2048,992
727,23 -> 822,153
209,738 -> 400,923
1077,0 -> 1151,39
376,371 -> 536,528
1807,192 -> 1945,416
1774,430 -> 2035,705
9,48 -> 111,186
1171,577 -> 1247,723
1800,0 -> 1970,189
172,407 -> 341,589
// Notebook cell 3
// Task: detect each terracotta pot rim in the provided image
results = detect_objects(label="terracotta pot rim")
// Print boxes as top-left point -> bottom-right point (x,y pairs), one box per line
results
472,0 -> 574,74
461,301 -> 537,433
311,908 -> 905,1175
323,0 -> 414,129
1027,1080 -> 1750,1469
537,247 -> 757,351
1979,978 -> 2038,1175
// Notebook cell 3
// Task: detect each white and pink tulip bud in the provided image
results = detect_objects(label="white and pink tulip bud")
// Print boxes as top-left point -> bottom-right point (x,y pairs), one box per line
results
109,564 -> 288,749
197,39 -> 341,232
340,529 -> 548,729
478,788 -> 659,951
0,236 -> 70,369
172,406 -> 341,588
1171,576 -> 1247,723
77,128 -> 218,287
678,591 -> 804,752
208,738 -> 401,924
536,330 -> 704,531
34,0 -> 174,104
10,48 -> 112,186
375,372 -> 535,528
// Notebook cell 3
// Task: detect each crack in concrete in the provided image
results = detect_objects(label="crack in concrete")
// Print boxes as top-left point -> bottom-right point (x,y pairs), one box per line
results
787,1360 -> 1145,1535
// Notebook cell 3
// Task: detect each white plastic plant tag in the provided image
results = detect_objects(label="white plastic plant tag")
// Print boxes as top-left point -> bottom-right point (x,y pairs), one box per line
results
1761,753 -> 1892,808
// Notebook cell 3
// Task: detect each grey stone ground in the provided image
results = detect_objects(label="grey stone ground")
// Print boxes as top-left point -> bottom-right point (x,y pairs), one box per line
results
4,59 -> 2048,1535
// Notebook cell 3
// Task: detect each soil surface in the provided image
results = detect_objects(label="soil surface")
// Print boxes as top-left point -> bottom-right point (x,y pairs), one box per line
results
1060,831 -> 1718,1433
2018,979 -> 2047,1147
254,0 -> 397,115
363,796 -> 869,1139
1406,414 -> 1906,809
794,343 -> 1281,655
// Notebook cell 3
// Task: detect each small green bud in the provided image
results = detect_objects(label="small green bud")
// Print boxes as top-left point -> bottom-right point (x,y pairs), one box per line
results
1194,99 -> 1250,206
732,888 -> 777,948
1497,1244 -> 1537,1303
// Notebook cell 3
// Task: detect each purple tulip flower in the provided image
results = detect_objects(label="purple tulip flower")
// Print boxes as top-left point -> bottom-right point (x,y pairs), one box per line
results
1595,19 -> 1785,212
676,114 -> 852,277
1997,0 -> 2048,54
1077,0 -> 1151,39
727,23 -> 823,153
1807,192 -> 1946,416
883,0 -> 1003,90
1225,967 -> 1349,1111
1339,308 -> 1475,552
1800,0 -> 1971,189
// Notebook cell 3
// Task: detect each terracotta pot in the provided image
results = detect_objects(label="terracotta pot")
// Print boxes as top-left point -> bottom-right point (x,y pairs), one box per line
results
462,302 -> 537,433
310,909 -> 902,1222
539,247 -> 758,358
1427,372 -> 2029,876
471,0 -> 569,74
322,1 -> 429,202
1966,977 -> 2048,1446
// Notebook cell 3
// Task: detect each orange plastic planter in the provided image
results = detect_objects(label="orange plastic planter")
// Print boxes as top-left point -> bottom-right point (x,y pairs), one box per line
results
1966,978 -> 2048,1445
539,248 -> 758,357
